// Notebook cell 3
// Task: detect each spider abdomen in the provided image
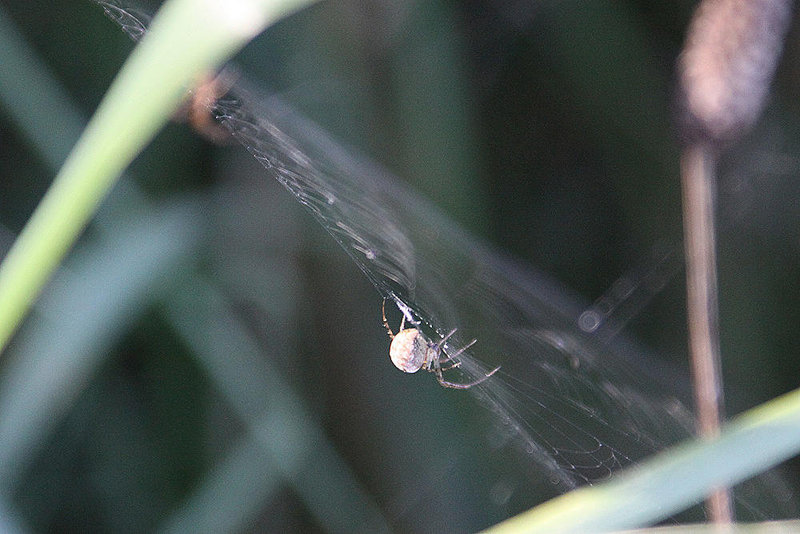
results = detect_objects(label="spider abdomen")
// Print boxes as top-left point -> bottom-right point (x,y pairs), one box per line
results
389,329 -> 428,373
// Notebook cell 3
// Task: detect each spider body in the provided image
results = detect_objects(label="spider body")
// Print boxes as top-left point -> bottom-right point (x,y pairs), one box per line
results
381,299 -> 499,389
178,70 -> 236,143
389,327 -> 428,373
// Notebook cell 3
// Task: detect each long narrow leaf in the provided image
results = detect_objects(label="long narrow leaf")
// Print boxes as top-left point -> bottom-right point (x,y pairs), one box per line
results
484,386 -> 800,533
0,0 -> 314,350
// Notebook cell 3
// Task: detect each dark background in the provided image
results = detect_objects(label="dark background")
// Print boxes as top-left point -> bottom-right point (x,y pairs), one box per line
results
1,0 -> 800,532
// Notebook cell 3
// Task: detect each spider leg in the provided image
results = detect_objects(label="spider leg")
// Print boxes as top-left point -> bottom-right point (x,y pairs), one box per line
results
435,336 -> 500,389
435,329 -> 459,364
436,365 -> 501,389
427,348 -> 443,377
435,372 -> 479,389
381,298 -> 395,338
430,335 -> 482,388
438,337 -> 477,366
439,360 -> 462,372
445,338 -> 477,360
439,328 -> 457,345
437,376 -> 475,389
426,327 -> 501,389
431,354 -> 463,388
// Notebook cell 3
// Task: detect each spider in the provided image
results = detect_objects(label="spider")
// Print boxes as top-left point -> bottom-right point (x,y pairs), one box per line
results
381,299 -> 499,389
176,70 -> 237,143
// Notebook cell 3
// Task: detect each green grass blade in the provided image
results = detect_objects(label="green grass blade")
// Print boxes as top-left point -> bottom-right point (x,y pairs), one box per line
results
0,200 -> 202,489
620,521 -> 800,534
0,0 -> 315,352
163,276 -> 392,533
0,8 -> 82,168
156,434 -> 282,534
483,387 -> 800,533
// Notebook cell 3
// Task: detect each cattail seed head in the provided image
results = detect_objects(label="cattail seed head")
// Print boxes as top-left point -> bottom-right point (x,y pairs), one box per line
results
677,0 -> 792,145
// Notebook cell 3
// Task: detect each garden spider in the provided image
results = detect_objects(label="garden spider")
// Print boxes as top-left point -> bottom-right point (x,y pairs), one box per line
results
381,299 -> 499,389
177,70 -> 237,143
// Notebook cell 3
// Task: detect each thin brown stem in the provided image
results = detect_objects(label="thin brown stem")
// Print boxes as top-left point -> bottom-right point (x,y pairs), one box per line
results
681,143 -> 732,523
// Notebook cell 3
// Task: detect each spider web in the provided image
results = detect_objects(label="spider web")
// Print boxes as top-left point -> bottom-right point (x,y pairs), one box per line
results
211,82 -> 694,488
95,0 -> 798,521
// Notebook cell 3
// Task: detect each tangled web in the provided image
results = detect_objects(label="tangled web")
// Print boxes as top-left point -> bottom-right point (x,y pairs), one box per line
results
96,0 -> 797,518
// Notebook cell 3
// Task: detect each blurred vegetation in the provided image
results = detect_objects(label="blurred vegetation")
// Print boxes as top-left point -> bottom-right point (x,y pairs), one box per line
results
1,0 -> 800,532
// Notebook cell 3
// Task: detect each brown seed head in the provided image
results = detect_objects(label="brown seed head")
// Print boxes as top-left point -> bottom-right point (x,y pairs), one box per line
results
677,0 -> 792,144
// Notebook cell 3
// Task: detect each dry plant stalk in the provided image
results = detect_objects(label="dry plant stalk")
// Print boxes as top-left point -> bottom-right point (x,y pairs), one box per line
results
676,0 -> 792,523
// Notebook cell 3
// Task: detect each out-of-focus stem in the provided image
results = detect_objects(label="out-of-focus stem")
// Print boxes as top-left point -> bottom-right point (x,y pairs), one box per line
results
680,143 -> 732,523
677,0 -> 794,523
